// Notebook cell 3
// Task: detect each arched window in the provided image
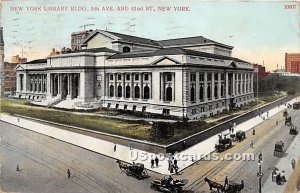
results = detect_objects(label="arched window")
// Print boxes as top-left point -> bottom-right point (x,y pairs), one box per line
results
109,85 -> 114,97
143,86 -> 150,99
123,46 -> 131,53
134,86 -> 140,98
125,86 -> 130,98
166,87 -> 172,101
190,85 -> 195,102
214,84 -> 218,98
200,84 -> 204,101
207,84 -> 211,99
117,85 -> 122,97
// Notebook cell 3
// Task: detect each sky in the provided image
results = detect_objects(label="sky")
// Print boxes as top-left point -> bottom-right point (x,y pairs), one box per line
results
1,0 -> 300,71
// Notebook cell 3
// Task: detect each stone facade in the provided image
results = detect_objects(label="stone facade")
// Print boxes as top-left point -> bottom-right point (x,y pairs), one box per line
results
15,30 -> 254,119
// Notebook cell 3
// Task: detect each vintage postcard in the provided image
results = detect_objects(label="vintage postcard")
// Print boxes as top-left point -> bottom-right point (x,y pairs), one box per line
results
0,0 -> 300,193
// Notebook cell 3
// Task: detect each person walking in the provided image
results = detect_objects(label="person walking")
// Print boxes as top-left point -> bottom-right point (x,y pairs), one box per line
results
182,140 -> 186,150
16,164 -> 20,171
67,169 -> 71,179
155,156 -> 159,167
170,164 -> 174,174
113,143 -> 116,152
252,129 -> 256,135
291,158 -> 296,169
168,159 -> 172,171
250,140 -> 254,148
151,158 -> 155,168
267,111 -> 269,119
174,164 -> 179,175
276,121 -> 278,125
173,159 -> 178,167
224,176 -> 229,187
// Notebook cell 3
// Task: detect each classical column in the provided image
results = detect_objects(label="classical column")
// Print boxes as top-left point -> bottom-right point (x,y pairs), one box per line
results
204,71 -> 208,102
172,72 -> 175,101
131,73 -> 134,98
58,74 -> 62,95
244,73 -> 247,94
160,73 -> 164,100
114,73 -> 117,97
122,73 -> 125,98
211,72 -> 215,100
16,73 -> 20,92
232,73 -> 235,96
218,73 -> 221,98
225,72 -> 229,98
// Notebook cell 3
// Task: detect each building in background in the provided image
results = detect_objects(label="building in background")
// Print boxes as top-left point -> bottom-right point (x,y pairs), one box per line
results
0,27 -> 4,96
71,29 -> 94,50
285,53 -> 300,73
15,30 -> 254,119
3,62 -> 18,94
11,55 -> 27,64
253,63 -> 269,77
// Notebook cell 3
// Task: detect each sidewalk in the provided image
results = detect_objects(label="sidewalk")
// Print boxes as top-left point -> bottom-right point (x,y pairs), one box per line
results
0,98 -> 297,175
262,121 -> 300,193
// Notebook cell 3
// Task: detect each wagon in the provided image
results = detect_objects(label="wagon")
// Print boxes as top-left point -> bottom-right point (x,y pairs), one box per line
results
236,131 -> 246,142
116,161 -> 148,180
215,135 -> 232,152
150,176 -> 188,193
290,125 -> 298,135
283,110 -> 288,117
273,141 -> 284,157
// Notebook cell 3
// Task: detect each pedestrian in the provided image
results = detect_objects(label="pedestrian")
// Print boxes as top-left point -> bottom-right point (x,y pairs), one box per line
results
17,118 -> 20,122
250,140 -> 254,148
155,156 -> 159,167
224,176 -> 229,187
113,143 -> 116,152
258,152 -> 262,163
276,121 -> 278,125
128,141 -> 132,150
232,127 -> 234,133
170,164 -> 174,173
291,158 -> 296,169
173,158 -> 177,166
182,140 -> 186,150
174,164 -> 179,175
67,169 -> 71,179
267,111 -> 269,119
233,122 -> 236,130
151,158 -> 154,168
252,129 -> 256,135
168,159 -> 172,171
16,164 -> 20,171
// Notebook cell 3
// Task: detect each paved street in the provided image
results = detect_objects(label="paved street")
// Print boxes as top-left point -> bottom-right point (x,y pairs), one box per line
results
181,105 -> 300,193
0,121 -> 160,193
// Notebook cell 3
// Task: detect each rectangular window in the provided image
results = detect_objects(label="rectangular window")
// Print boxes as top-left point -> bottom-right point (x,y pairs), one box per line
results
207,73 -> 212,81
115,104 -> 119,109
190,73 -> 196,82
126,74 -> 130,81
214,73 -> 218,81
144,74 -> 149,81
199,73 -> 204,82
166,73 -> 172,81
135,74 -> 139,81
117,74 -> 122,80
221,73 -> 225,81
133,105 -> 136,112
124,105 -> 127,110
109,74 -> 114,80
162,109 -> 170,115
209,105 -> 212,110
192,109 -> 196,115
107,103 -> 111,108
200,107 -> 205,112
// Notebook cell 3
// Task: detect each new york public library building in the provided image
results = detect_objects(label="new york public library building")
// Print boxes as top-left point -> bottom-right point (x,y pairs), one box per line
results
15,30 -> 254,119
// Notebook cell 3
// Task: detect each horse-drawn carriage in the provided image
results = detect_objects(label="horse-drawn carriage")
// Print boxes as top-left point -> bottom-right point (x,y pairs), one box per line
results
215,135 -> 233,152
273,141 -> 284,157
150,176 -> 188,193
232,131 -> 246,142
116,160 -> 148,179
204,177 -> 244,193
290,125 -> 298,135
285,116 -> 291,126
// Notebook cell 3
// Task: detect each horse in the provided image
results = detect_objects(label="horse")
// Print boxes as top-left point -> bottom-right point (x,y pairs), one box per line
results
204,177 -> 224,193
116,160 -> 129,172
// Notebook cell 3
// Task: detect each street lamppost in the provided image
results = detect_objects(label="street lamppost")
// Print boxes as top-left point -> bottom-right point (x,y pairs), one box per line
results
257,154 -> 263,193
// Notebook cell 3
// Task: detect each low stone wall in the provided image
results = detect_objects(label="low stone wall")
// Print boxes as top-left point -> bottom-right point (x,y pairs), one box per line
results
14,96 -> 289,154
165,96 -> 289,153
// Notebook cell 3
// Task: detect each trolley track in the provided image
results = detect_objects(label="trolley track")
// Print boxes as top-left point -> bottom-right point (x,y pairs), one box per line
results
0,122 -> 148,193
184,111 -> 288,192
